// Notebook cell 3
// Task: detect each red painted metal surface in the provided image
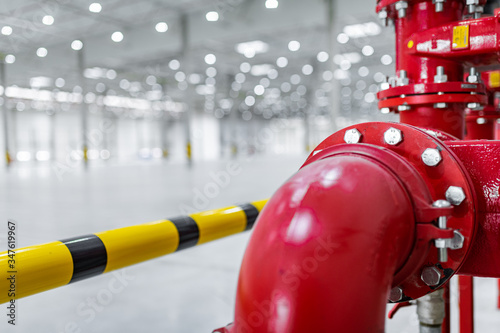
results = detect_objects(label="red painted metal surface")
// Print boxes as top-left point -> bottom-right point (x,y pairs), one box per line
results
447,141 -> 500,277
312,123 -> 477,301
459,276 -> 474,333
228,151 -> 416,332
216,122 -> 480,332
465,107 -> 499,140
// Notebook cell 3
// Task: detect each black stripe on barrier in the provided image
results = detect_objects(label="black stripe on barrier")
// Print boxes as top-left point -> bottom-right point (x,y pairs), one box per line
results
170,216 -> 200,251
60,235 -> 108,283
240,203 -> 260,231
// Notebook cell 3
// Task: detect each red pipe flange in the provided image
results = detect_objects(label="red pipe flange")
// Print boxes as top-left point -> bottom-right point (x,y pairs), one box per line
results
308,122 -> 477,301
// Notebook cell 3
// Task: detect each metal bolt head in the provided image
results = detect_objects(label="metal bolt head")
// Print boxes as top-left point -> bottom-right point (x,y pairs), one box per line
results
398,105 -> 411,111
434,102 -> 448,109
384,127 -> 403,146
421,267 -> 442,286
421,148 -> 442,167
389,287 -> 403,302
378,9 -> 388,26
434,66 -> 448,83
467,68 -> 479,83
395,1 -> 408,18
344,128 -> 362,144
467,102 -> 482,110
446,186 -> 466,206
477,117 -> 487,125
434,0 -> 444,12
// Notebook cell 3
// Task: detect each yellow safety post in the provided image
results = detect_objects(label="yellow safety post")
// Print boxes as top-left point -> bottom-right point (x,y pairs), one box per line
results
186,141 -> 192,162
0,200 -> 268,304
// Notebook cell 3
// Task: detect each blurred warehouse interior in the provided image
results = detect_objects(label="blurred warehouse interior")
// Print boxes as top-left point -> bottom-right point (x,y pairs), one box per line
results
0,0 -> 399,167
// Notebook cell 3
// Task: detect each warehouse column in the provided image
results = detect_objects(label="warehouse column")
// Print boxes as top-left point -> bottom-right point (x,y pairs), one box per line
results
77,44 -> 88,167
0,59 -> 11,167
181,14 -> 192,165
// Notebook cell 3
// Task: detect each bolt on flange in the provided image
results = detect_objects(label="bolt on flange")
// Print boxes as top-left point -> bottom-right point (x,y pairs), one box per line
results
445,186 -> 466,206
344,128 -> 362,144
421,148 -> 442,167
389,287 -> 403,302
421,266 -> 442,286
384,127 -> 403,146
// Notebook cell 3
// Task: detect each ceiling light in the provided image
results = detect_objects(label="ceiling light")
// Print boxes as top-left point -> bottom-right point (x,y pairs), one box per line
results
155,22 -> 168,33
89,3 -> 102,13
55,78 -> 65,88
106,69 -> 117,80
381,54 -> 393,65
302,64 -> 314,76
288,40 -> 300,52
30,76 -> 52,88
276,57 -> 288,68
169,59 -> 180,70
206,11 -> 219,22
236,40 -> 269,58
71,40 -> 83,51
111,31 -> 123,42
188,74 -> 201,84
175,71 -> 186,82
204,54 -> 216,65
5,54 -> 15,64
240,62 -> 251,73
337,33 -> 349,44
206,67 -> 217,77
362,45 -> 375,56
251,64 -> 273,76
268,69 -> 278,79
317,51 -> 329,62
1,26 -> 12,36
265,0 -> 279,8
343,22 -> 381,39
254,85 -> 265,95
245,96 -> 255,106
42,15 -> 54,25
36,47 -> 48,57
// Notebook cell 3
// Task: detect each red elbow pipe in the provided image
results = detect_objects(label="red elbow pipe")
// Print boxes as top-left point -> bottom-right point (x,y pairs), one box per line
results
228,153 -> 416,333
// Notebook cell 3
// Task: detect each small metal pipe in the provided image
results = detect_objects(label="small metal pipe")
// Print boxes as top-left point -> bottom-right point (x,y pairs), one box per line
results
417,289 -> 445,332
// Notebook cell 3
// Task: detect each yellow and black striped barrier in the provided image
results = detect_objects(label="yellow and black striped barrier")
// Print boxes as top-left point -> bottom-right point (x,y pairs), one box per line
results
0,200 -> 267,304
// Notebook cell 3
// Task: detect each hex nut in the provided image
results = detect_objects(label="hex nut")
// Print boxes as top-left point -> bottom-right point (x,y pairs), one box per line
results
389,287 -> 403,302
398,105 -> 411,111
384,127 -> 403,146
449,230 -> 465,250
421,148 -> 442,167
421,267 -> 442,286
434,103 -> 448,109
344,128 -> 362,144
446,186 -> 466,206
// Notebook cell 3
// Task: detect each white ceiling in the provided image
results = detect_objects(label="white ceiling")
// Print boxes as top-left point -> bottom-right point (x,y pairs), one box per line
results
0,0 -> 395,120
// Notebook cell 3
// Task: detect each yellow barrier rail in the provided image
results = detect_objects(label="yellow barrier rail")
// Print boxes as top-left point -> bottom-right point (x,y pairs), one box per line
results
0,200 -> 268,304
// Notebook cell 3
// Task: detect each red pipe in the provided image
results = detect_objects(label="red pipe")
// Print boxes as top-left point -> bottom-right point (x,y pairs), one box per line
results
459,276 -> 474,333
498,279 -> 500,310
442,284 -> 451,333
228,153 -> 416,332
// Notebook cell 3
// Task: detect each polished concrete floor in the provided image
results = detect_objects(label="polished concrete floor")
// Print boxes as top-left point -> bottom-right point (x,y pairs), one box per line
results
0,156 -> 499,332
